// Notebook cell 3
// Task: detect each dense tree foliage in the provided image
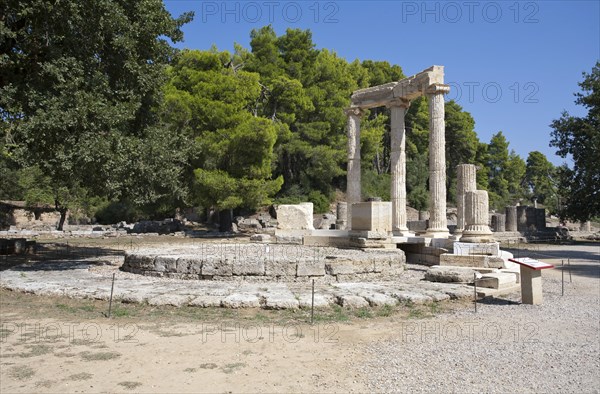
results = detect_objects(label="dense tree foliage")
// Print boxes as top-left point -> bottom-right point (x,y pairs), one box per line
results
1,0 -> 193,227
163,49 -> 283,211
550,62 -> 600,222
1,9 -> 560,224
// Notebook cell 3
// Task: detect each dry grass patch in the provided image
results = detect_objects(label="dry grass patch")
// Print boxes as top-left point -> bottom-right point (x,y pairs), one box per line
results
118,381 -> 143,390
8,365 -> 35,380
79,350 -> 121,361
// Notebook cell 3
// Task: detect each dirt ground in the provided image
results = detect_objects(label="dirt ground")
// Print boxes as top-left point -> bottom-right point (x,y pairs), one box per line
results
0,239 -> 598,393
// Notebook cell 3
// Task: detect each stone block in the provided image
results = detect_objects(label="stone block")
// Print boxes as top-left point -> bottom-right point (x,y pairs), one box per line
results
232,260 -> 265,276
177,256 -> 202,274
440,254 -> 488,267
337,295 -> 369,308
250,234 -> 272,243
276,203 -> 314,230
477,272 -> 516,289
351,201 -> 392,232
221,294 -> 260,308
453,241 -> 500,256
154,256 -> 179,273
265,260 -> 297,277
296,260 -> 325,276
202,259 -> 233,276
424,266 -> 482,283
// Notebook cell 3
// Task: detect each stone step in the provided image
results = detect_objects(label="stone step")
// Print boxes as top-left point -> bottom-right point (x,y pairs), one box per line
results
476,272 -> 517,289
476,284 -> 521,298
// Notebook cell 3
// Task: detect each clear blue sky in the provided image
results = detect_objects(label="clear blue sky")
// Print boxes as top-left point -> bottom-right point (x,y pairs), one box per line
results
164,0 -> 599,165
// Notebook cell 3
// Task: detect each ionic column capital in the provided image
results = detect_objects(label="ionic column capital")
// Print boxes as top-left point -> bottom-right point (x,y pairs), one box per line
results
386,98 -> 411,109
344,107 -> 366,117
426,83 -> 451,95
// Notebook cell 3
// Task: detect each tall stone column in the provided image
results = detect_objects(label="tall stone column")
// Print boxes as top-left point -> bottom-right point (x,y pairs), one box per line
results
460,190 -> 493,243
505,206 -> 518,232
345,107 -> 364,229
455,164 -> 477,235
388,98 -> 411,235
425,84 -> 450,238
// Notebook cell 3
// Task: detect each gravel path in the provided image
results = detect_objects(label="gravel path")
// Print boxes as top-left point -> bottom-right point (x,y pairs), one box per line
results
361,243 -> 600,393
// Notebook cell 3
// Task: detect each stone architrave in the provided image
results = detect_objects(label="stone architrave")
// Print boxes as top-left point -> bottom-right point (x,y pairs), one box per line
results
455,164 -> 477,235
388,98 -> 411,235
460,190 -> 493,243
345,107 -> 365,229
505,206 -> 518,232
425,84 -> 451,238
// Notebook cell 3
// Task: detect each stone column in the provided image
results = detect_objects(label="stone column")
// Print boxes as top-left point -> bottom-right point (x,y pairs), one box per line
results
388,98 -> 411,235
505,206 -> 517,232
345,107 -> 364,229
335,202 -> 347,230
517,206 -> 528,232
491,213 -> 506,232
425,84 -> 450,238
460,190 -> 493,243
455,164 -> 477,235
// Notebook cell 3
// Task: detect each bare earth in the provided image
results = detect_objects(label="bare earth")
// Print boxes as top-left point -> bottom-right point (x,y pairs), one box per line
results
1,240 -> 598,393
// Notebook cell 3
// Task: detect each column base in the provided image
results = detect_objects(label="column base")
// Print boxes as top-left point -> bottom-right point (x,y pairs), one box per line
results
393,230 -> 414,237
424,228 -> 450,238
459,231 -> 494,243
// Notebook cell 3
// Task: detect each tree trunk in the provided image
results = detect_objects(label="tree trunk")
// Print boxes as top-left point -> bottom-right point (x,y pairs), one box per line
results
218,209 -> 233,232
57,209 -> 67,231
54,199 -> 67,231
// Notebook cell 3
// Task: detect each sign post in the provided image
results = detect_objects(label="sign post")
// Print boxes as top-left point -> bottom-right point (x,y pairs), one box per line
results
509,257 -> 554,305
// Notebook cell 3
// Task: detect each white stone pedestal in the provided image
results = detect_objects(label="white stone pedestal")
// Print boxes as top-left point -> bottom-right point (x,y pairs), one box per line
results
520,266 -> 543,305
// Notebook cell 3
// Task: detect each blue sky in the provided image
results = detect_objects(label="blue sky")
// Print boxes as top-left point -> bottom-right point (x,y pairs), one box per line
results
164,0 -> 599,165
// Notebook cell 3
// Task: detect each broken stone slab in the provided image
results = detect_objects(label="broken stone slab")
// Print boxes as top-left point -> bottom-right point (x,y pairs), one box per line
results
221,294 -> 261,308
336,294 -> 369,308
424,266 -> 483,284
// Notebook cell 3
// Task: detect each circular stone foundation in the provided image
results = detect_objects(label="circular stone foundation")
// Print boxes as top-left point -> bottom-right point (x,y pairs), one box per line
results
122,243 -> 405,283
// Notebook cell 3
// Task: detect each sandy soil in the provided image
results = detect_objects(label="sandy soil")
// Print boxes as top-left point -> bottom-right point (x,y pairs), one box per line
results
1,240 -> 598,393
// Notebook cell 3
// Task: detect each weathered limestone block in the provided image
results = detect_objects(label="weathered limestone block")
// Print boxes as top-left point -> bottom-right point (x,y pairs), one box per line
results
425,266 -> 482,283
202,259 -> 233,276
275,203 -> 314,230
336,295 -> 369,308
154,256 -> 178,273
296,260 -> 325,276
440,254 -> 501,268
265,260 -> 297,277
221,294 -> 261,308
232,260 -> 265,276
453,242 -> 500,256
351,201 -> 392,232
477,272 -> 516,289
250,234 -> 272,243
